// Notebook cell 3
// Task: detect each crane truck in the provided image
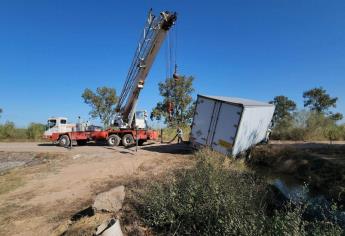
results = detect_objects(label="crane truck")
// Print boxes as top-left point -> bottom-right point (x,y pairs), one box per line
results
43,10 -> 177,147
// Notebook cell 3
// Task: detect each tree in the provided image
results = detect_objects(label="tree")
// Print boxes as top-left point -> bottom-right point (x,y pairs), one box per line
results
151,76 -> 195,126
0,108 -> 2,119
329,112 -> 343,121
303,87 -> 338,113
269,96 -> 296,124
82,87 -> 118,127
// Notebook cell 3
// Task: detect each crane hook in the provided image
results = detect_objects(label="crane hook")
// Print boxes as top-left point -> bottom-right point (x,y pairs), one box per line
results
173,64 -> 180,81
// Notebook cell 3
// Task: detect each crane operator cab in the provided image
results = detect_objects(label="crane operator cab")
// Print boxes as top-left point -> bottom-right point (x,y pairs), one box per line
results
113,111 -> 148,130
134,110 -> 148,129
43,117 -> 76,139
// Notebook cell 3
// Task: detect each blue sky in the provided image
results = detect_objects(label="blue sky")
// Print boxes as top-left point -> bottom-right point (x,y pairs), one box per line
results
0,0 -> 344,127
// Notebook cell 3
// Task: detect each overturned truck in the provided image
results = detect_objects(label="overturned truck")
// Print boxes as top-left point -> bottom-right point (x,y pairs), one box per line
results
190,95 -> 275,157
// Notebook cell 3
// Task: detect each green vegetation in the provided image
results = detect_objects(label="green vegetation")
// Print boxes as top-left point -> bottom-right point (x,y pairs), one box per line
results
271,111 -> 345,141
303,87 -> 341,118
271,87 -> 344,141
0,122 -> 45,141
160,126 -> 191,143
82,86 -> 118,128
26,123 -> 46,140
151,75 -> 195,127
136,149 -> 343,235
0,109 -> 46,141
270,95 -> 297,123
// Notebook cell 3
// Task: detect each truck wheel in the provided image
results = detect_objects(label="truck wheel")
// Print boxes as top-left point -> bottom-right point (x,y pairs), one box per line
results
122,134 -> 134,147
107,134 -> 121,146
59,135 -> 70,147
77,140 -> 87,146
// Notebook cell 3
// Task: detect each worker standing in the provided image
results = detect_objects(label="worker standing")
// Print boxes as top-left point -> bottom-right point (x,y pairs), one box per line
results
177,126 -> 183,144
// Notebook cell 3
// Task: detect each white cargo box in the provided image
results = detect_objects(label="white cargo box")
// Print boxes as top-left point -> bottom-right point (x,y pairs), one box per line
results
190,95 -> 275,157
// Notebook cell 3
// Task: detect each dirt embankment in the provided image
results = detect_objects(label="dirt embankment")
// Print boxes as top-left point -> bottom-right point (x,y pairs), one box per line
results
0,142 -> 194,235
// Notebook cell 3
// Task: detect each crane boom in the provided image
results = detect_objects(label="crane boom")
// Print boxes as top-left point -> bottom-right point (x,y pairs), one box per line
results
115,10 -> 177,128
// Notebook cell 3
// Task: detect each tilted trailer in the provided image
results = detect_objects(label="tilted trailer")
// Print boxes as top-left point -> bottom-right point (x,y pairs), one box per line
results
190,95 -> 275,157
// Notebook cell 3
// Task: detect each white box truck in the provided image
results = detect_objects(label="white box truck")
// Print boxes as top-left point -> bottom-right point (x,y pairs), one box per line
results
190,95 -> 275,157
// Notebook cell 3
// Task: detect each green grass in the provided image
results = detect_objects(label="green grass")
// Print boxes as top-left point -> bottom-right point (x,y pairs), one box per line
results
0,122 -> 45,142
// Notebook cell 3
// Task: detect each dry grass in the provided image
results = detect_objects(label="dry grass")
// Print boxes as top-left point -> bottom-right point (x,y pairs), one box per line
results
59,213 -> 112,236
160,126 -> 191,143
0,170 -> 25,195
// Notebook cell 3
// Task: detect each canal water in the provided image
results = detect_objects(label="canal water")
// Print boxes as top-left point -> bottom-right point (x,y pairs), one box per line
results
266,176 -> 345,228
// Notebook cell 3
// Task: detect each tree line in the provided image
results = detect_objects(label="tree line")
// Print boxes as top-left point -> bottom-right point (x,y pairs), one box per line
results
81,75 -> 195,128
1,78 -> 343,142
270,87 -> 344,142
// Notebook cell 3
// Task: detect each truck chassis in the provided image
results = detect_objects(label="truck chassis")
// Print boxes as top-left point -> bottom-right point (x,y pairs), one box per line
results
49,129 -> 158,148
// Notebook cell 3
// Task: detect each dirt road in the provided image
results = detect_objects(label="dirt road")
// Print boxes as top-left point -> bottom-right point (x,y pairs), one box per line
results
0,142 -> 193,235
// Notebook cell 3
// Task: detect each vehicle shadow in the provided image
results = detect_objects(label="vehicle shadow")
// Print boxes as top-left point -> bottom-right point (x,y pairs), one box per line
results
269,141 -> 345,154
102,146 -> 135,155
141,142 -> 194,155
37,143 -> 56,146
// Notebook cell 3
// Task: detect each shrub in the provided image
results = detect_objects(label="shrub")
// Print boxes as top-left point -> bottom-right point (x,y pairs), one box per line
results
324,124 -> 343,144
289,127 -> 306,141
0,121 -> 46,141
137,149 -> 343,235
26,123 -> 45,140
271,111 -> 344,141
138,149 -> 267,235
0,121 -> 16,139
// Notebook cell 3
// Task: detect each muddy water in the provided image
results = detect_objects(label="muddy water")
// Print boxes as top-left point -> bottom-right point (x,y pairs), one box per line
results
261,173 -> 345,228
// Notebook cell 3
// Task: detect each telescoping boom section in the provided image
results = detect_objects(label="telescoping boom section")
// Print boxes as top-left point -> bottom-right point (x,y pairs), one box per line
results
115,10 -> 177,128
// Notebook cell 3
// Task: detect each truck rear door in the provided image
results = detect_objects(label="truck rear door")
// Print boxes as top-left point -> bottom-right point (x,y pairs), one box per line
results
191,97 -> 216,145
210,103 -> 242,156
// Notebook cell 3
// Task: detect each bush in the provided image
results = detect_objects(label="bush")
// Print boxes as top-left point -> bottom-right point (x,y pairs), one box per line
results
272,111 -> 344,141
0,121 -> 16,139
0,121 -> 45,141
26,123 -> 45,140
324,124 -> 343,144
137,149 -> 343,235
289,127 -> 306,141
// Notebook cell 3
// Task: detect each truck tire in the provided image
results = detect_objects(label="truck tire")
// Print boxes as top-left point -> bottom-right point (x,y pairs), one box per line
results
122,134 -> 135,147
107,134 -> 121,146
59,135 -> 70,147
77,140 -> 87,146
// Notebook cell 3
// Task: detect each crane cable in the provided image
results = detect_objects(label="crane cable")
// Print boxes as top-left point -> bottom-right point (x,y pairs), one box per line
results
165,29 -> 174,121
